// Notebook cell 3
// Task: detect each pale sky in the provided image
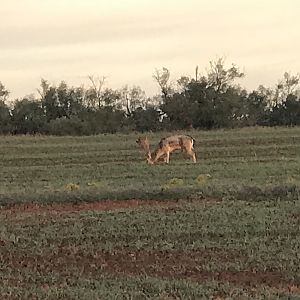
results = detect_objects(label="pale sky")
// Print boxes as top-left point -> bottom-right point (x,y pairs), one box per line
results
1,0 -> 300,100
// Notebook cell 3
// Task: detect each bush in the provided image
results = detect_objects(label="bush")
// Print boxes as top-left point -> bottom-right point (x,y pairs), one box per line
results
47,117 -> 90,136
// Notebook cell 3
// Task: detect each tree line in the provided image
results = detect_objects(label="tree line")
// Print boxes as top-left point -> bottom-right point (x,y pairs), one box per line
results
1,58 -> 299,135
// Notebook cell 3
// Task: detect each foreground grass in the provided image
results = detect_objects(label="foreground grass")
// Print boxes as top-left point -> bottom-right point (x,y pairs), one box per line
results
1,199 -> 300,299
0,127 -> 300,205
1,127 -> 300,299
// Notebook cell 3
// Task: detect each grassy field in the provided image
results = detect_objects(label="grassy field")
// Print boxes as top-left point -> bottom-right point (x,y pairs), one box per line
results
0,127 -> 300,299
1,126 -> 299,205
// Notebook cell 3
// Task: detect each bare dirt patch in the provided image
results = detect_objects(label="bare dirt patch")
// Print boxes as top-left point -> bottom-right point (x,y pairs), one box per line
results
0,198 -> 221,221
0,199 -> 183,217
3,248 -> 296,290
92,250 -> 293,288
0,199 -> 190,225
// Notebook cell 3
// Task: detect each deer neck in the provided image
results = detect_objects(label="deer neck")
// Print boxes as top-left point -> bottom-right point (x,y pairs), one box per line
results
141,142 -> 151,161
144,142 -> 155,164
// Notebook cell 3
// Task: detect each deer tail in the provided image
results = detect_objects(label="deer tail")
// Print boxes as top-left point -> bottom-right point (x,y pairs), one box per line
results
187,135 -> 195,149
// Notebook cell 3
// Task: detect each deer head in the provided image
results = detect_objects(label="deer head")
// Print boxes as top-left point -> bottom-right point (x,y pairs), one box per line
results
136,137 -> 153,163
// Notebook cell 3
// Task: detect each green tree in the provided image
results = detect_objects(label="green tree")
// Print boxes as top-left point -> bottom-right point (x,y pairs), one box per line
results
153,67 -> 173,100
119,85 -> 148,116
243,90 -> 269,126
0,100 -> 12,134
101,88 -> 121,108
47,116 -> 90,136
40,82 -> 62,122
207,57 -> 245,93
160,62 -> 248,129
268,94 -> 300,126
0,81 -> 9,102
40,80 -> 86,122
262,72 -> 300,126
0,82 -> 12,133
86,75 -> 106,109
274,72 -> 300,106
284,94 -> 300,125
56,82 -> 86,118
83,107 -> 125,134
131,107 -> 161,132
11,98 -> 46,134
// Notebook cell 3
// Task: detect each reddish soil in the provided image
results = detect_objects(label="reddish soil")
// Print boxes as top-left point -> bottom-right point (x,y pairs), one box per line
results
1,199 -> 297,293
84,250 -> 293,288
4,248 -> 297,290
0,199 -> 183,216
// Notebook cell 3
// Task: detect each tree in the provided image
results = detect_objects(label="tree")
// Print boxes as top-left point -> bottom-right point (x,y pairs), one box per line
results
258,72 -> 300,126
160,77 -> 208,129
39,80 -> 86,122
207,57 -> 244,93
0,100 -> 12,134
11,97 -> 46,134
86,107 -> 125,134
243,90 -> 269,126
47,116 -> 89,136
37,79 -> 50,101
86,75 -> 106,109
153,67 -> 173,100
160,92 -> 196,129
131,107 -> 161,132
268,94 -> 300,126
101,88 -> 121,108
0,81 -> 9,102
177,76 -> 191,92
39,79 -> 61,122
119,85 -> 147,116
56,82 -> 85,118
0,82 -> 12,133
160,70 -> 247,129
284,94 -> 300,125
273,72 -> 300,106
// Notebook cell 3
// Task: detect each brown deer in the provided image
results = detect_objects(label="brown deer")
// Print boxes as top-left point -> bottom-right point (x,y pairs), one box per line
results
136,135 -> 196,164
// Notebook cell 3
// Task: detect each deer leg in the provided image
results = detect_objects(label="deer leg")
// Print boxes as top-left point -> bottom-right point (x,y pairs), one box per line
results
153,149 -> 167,163
162,155 -> 168,162
187,149 -> 196,163
165,151 -> 170,163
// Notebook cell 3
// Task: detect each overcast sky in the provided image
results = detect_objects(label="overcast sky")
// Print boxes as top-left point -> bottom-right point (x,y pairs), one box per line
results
1,0 -> 300,99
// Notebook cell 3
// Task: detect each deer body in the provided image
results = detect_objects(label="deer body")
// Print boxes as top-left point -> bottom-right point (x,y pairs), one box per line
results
136,135 -> 196,164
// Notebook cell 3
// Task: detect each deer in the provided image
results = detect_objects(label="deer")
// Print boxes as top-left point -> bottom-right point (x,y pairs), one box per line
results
136,135 -> 196,164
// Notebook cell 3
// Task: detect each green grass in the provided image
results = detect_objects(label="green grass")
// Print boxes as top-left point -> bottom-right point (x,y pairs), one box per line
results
1,200 -> 300,298
0,127 -> 299,205
1,127 -> 300,299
